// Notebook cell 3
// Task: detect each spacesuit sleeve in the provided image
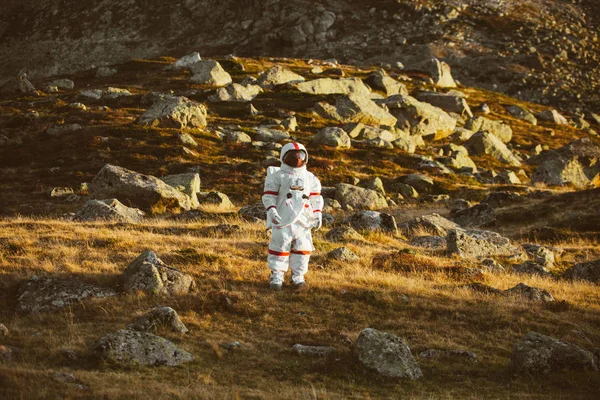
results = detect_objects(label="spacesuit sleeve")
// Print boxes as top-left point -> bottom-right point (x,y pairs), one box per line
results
308,175 -> 324,213
262,168 -> 280,211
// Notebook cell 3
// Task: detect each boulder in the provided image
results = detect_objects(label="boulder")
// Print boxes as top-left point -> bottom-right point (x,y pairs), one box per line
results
138,96 -> 207,129
410,235 -> 447,250
17,276 -> 117,314
414,91 -> 473,118
359,177 -> 385,195
49,79 -> 75,90
394,183 -> 419,199
96,67 -> 117,78
511,332 -> 597,373
296,77 -> 371,97
522,244 -> 555,268
208,83 -> 262,102
92,329 -> 193,366
89,164 -> 192,213
325,226 -> 365,242
168,52 -> 201,70
177,133 -> 198,147
364,70 -> 407,96
104,87 -> 132,99
563,260 -> 600,284
333,94 -> 398,127
504,283 -> 554,302
335,183 -> 388,210
401,213 -> 459,236
447,229 -> 522,259
536,110 -> 569,125
257,65 -> 305,88
224,131 -> 252,143
160,173 -> 201,208
47,124 -> 82,136
238,202 -> 266,222
481,258 -> 505,272
504,105 -> 537,125
482,191 -> 521,208
312,127 -> 351,148
127,306 -> 188,333
465,116 -> 513,143
494,170 -> 522,185
353,328 -> 423,380
452,203 -> 496,228
254,127 -> 290,143
199,191 -> 234,209
465,132 -> 522,166
404,174 -> 434,193
74,199 -> 145,223
380,95 -> 456,140
348,211 -> 398,233
292,344 -> 337,357
439,151 -> 477,172
189,60 -> 232,86
327,247 -> 359,262
352,138 -> 393,149
123,250 -> 196,295
410,58 -> 456,88
512,260 -> 551,277
345,123 -> 395,141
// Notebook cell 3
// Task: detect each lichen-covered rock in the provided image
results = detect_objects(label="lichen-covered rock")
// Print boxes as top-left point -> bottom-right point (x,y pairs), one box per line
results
447,229 -> 522,259
335,183 -> 388,210
312,127 -> 351,148
536,110 -> 569,125
522,244 -> 556,268
334,94 -> 398,127
257,65 -> 305,88
123,250 -> 196,295
410,235 -> 447,250
296,77 -> 371,96
504,105 -> 537,125
364,70 -> 407,96
189,60 -> 232,86
254,127 -> 290,143
465,132 -> 521,166
504,283 -> 554,302
325,226 -> 364,242
562,259 -> 600,283
138,96 -> 207,129
512,261 -> 551,276
160,173 -> 201,208
465,116 -> 513,143
168,52 -> 201,70
74,198 -> 145,223
353,328 -> 423,380
89,164 -> 192,213
92,329 -> 193,366
208,83 -> 262,102
327,247 -> 359,262
348,211 -> 397,233
199,191 -> 234,209
401,213 -> 459,236
127,306 -> 188,333
414,91 -> 472,118
17,276 -> 117,314
482,191 -> 521,208
511,332 -> 597,373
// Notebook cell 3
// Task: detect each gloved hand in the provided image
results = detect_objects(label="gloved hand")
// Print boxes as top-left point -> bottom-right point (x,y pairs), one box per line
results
267,208 -> 282,225
313,212 -> 323,231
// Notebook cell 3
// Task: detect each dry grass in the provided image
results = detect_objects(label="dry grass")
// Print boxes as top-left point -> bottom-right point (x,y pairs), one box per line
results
0,216 -> 599,399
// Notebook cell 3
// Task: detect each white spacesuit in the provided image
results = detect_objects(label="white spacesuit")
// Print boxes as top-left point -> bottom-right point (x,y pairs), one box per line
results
262,142 -> 324,290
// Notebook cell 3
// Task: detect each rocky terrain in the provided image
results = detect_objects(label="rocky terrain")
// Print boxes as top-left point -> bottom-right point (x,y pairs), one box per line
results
0,11 -> 600,400
2,0 -> 600,113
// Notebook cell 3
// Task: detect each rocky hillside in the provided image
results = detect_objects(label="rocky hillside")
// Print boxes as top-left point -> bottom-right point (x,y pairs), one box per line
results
2,0 -> 600,113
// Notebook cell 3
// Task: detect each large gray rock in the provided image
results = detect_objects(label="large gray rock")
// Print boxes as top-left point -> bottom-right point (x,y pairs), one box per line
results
348,211 -> 398,233
138,96 -> 207,129
17,276 -> 117,314
536,109 -> 569,125
512,261 -> 551,277
160,173 -> 201,208
465,132 -> 522,166
333,94 -> 398,126
410,58 -> 456,88
198,191 -> 235,209
404,174 -> 434,193
563,260 -> 600,283
335,183 -> 388,210
447,229 -> 522,259
504,105 -> 537,125
380,95 -> 456,140
504,283 -> 554,302
74,198 -> 145,223
254,127 -> 290,143
208,83 -> 262,102
511,332 -> 597,373
48,78 -> 75,90
325,226 -> 365,242
296,77 -> 371,97
92,329 -> 193,366
522,244 -> 556,269
401,213 -> 459,236
257,65 -> 305,88
312,127 -> 351,148
89,164 -> 192,213
168,52 -> 201,70
123,250 -> 196,295
353,328 -> 423,380
465,116 -> 513,143
189,60 -> 232,86
410,235 -> 447,250
452,203 -> 496,228
364,70 -> 407,96
530,139 -> 600,188
127,306 -> 188,333
327,247 -> 359,261
414,91 -> 472,118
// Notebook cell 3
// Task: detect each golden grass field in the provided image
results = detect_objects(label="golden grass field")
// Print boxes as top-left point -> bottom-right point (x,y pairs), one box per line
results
0,56 -> 599,399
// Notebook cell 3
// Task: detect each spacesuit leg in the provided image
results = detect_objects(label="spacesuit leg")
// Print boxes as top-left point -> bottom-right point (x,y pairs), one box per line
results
290,225 -> 313,284
267,226 -> 293,284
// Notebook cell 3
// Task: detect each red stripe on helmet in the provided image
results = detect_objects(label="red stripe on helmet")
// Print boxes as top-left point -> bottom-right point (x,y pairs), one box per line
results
292,142 -> 299,150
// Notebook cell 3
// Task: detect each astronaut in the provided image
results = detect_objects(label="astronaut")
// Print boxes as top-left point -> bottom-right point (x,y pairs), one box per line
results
262,142 -> 324,291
